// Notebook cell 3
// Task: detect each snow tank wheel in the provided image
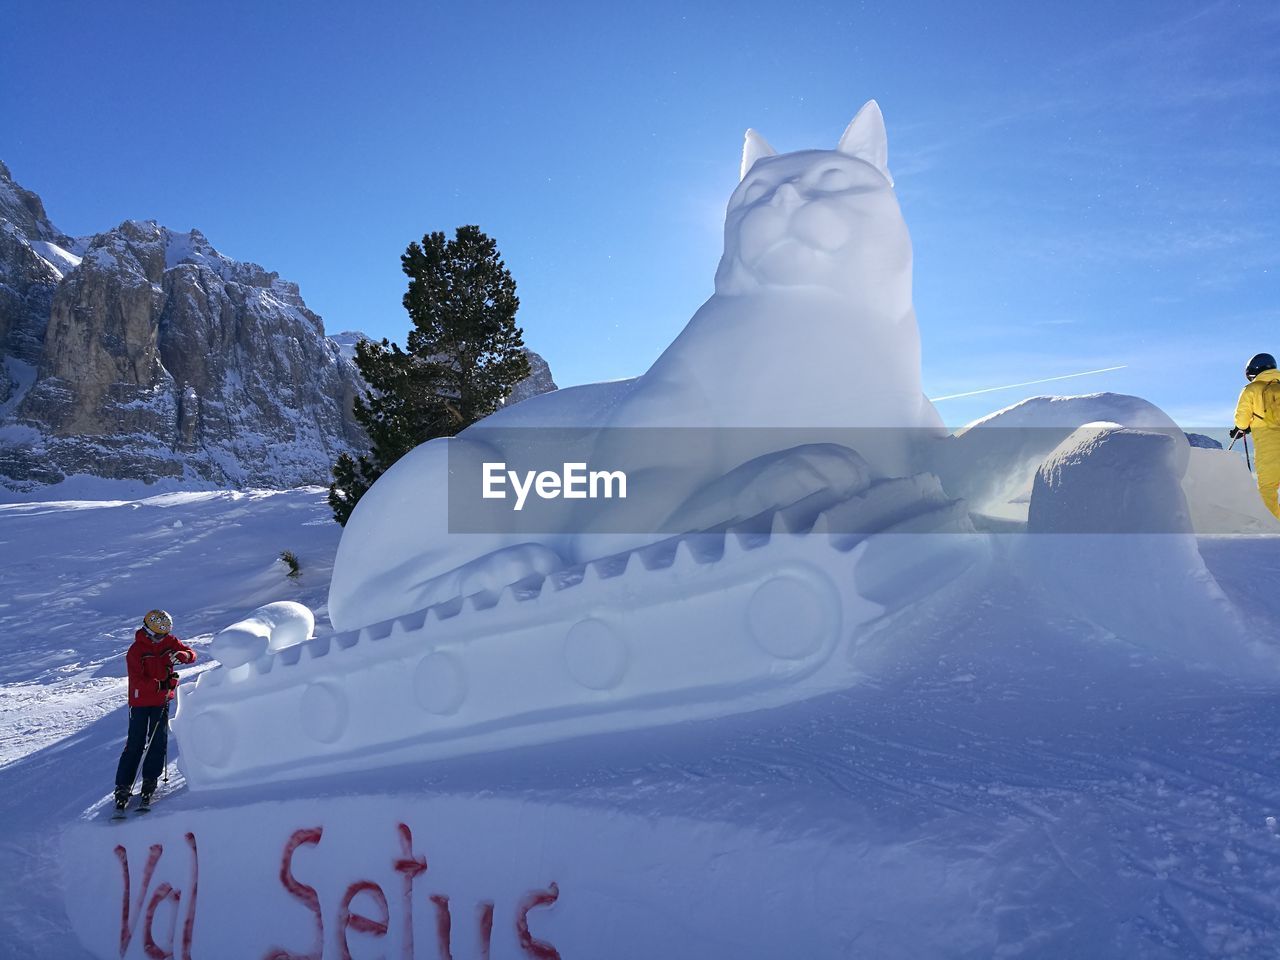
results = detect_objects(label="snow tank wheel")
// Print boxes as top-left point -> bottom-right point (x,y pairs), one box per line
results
299,682 -> 349,744
413,652 -> 468,715
563,618 -> 630,691
746,570 -> 839,660
189,710 -> 236,769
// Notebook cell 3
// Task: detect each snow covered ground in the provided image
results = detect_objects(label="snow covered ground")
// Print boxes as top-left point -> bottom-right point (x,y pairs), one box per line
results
0,488 -> 341,958
3,488 -> 1280,957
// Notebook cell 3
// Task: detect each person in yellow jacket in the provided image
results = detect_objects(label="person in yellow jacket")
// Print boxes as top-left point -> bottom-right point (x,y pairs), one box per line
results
1232,352 -> 1280,520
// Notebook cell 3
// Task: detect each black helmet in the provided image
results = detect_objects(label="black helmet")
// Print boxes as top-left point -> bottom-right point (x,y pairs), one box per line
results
1247,353 -> 1276,381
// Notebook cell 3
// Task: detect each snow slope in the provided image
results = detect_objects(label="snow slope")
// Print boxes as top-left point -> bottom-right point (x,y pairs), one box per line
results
2,490 -> 1280,956
0,489 -> 341,957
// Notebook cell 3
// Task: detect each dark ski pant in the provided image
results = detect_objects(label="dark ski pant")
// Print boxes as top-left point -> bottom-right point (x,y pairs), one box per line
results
115,704 -> 169,790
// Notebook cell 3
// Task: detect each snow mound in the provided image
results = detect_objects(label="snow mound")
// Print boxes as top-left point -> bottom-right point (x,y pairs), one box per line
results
207,601 -> 315,669
931,393 -> 1188,521
1020,425 -> 1271,674
1028,424 -> 1190,534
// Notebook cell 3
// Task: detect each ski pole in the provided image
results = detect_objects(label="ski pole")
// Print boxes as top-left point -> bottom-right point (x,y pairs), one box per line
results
1229,433 -> 1254,472
141,713 -> 163,763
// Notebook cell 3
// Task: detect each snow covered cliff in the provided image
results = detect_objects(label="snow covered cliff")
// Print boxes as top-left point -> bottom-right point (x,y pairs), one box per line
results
0,162 -> 371,490
0,164 -> 562,494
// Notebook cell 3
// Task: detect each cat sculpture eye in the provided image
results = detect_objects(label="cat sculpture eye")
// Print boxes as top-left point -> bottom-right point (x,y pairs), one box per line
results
814,167 -> 854,192
741,181 -> 770,205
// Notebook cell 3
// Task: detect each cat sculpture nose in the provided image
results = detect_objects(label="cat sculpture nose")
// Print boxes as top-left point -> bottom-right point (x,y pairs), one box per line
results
769,181 -> 804,211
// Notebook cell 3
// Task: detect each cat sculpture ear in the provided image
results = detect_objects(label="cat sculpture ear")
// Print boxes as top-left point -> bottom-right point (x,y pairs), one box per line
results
837,100 -> 894,186
740,129 -> 777,180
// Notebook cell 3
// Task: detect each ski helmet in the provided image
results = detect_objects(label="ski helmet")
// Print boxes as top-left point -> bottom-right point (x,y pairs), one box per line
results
143,609 -> 173,636
1246,353 -> 1276,381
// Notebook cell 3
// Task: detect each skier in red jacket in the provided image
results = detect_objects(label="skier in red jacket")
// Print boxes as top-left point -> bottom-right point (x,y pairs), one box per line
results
113,609 -> 196,813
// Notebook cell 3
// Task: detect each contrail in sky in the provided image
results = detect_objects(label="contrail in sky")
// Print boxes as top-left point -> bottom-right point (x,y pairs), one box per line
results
929,365 -> 1128,402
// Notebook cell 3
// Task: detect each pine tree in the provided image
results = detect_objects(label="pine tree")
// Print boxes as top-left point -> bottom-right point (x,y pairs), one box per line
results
329,226 -> 531,525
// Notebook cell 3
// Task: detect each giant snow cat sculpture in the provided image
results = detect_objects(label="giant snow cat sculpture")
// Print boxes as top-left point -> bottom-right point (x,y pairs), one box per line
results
175,102 -> 1274,790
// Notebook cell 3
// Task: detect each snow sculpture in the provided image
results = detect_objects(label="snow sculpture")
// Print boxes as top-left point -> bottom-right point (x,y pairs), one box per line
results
173,101 -> 986,789
1028,424 -> 1191,535
173,102 -> 1274,791
326,99 -> 944,634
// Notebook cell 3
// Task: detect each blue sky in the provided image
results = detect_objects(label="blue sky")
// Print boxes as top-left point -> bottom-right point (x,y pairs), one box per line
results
2,0 -> 1276,427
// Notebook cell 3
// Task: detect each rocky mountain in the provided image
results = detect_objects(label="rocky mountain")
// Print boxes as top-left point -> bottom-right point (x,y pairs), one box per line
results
0,164 -> 556,493
0,161 -> 75,399
0,160 -> 369,492
508,345 -> 559,404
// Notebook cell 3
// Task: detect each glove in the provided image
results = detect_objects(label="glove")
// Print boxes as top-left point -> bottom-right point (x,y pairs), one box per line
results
1230,426 -> 1251,439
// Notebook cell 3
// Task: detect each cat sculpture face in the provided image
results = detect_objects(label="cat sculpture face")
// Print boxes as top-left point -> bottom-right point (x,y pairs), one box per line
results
714,100 -> 911,313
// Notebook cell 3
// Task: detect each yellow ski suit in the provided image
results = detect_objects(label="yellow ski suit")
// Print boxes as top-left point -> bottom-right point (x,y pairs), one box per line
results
1234,367 -> 1280,520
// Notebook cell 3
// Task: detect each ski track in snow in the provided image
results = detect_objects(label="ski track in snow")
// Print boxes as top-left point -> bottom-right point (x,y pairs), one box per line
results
2,492 -> 1280,957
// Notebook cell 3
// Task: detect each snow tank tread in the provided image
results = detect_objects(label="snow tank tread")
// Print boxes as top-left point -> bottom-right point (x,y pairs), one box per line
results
174,483 -> 988,789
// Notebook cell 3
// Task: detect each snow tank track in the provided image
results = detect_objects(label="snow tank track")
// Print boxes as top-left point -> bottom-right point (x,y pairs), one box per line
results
174,475 -> 988,790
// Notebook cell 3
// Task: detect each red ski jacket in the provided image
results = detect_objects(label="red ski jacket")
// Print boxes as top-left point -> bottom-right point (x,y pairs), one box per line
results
126,629 -> 196,707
